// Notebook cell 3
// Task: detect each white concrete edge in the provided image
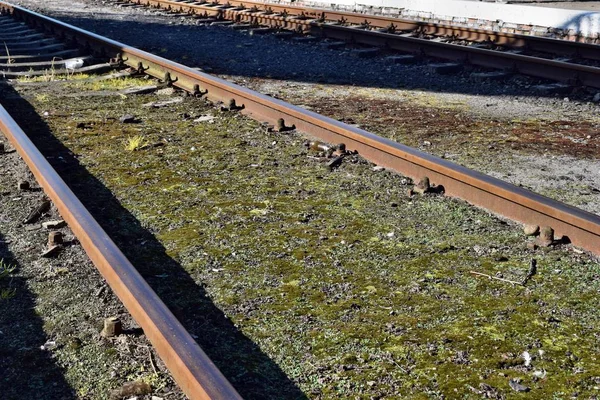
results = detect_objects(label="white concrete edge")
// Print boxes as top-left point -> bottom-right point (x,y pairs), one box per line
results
278,0 -> 600,36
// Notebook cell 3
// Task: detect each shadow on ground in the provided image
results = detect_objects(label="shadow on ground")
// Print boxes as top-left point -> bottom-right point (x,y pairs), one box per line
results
37,10 -> 598,100
0,84 -> 308,399
0,233 -> 76,399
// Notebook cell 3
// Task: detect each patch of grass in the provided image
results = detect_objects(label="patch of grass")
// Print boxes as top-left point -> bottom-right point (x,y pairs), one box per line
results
34,93 -> 49,103
13,75 -> 600,399
0,258 -> 16,300
69,76 -> 151,91
16,72 -> 93,83
125,135 -> 148,152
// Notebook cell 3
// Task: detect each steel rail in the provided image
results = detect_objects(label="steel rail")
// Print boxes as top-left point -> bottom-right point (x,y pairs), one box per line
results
1,2 -> 600,256
122,0 -> 600,88
0,11 -> 243,400
130,0 -> 600,59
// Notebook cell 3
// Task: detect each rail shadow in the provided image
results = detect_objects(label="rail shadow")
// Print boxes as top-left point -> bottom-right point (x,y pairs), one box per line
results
0,232 -> 76,400
38,11 -> 600,101
0,85 -> 307,399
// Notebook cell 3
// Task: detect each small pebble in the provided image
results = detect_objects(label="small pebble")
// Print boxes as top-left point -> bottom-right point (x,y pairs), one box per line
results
119,114 -> 137,124
509,378 -> 530,392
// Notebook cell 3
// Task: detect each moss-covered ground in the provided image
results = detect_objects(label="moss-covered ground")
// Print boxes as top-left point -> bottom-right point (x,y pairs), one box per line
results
8,75 -> 600,399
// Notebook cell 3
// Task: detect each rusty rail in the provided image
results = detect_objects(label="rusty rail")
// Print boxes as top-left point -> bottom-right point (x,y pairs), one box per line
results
0,103 -> 242,400
122,0 -> 600,88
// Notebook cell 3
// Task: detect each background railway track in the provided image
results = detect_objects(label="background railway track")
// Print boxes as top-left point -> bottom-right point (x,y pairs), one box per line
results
1,1 -> 600,398
112,0 -> 600,89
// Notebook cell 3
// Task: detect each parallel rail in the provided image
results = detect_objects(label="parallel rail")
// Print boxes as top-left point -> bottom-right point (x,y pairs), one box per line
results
131,0 -> 600,52
1,1 -> 600,397
120,0 -> 600,88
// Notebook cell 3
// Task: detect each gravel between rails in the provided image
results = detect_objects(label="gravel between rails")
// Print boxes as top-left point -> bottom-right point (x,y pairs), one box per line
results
7,0 -> 600,216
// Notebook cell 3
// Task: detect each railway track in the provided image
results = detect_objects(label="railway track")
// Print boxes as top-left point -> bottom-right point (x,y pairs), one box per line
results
113,0 -> 600,89
1,1 -> 600,398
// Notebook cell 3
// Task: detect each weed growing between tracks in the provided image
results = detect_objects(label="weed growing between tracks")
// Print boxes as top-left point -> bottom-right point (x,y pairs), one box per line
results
8,76 -> 600,398
0,259 -> 16,300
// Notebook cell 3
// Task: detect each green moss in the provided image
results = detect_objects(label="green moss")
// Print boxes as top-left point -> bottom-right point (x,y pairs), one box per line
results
14,76 -> 600,398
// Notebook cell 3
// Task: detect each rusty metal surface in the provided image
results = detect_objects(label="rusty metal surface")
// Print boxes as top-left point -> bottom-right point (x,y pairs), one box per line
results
0,12 -> 243,400
1,1 -> 600,256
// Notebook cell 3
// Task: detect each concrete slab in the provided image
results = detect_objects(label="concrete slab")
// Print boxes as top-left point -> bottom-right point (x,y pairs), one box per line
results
230,23 -> 253,30
249,27 -> 274,35
352,48 -> 380,58
210,20 -> 234,26
321,40 -> 346,49
274,31 -> 295,38
292,36 -> 319,43
470,70 -> 513,81
385,54 -> 418,64
428,62 -> 464,74
531,82 -> 572,94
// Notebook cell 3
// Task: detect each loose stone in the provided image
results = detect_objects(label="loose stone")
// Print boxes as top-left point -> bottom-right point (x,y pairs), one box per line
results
119,114 -> 137,124
523,224 -> 539,236
109,380 -> 151,399
536,226 -> 555,247
509,379 -> 530,392
413,177 -> 431,195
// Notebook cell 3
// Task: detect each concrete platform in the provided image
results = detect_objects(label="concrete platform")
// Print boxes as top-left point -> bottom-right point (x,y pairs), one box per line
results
297,0 -> 600,37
